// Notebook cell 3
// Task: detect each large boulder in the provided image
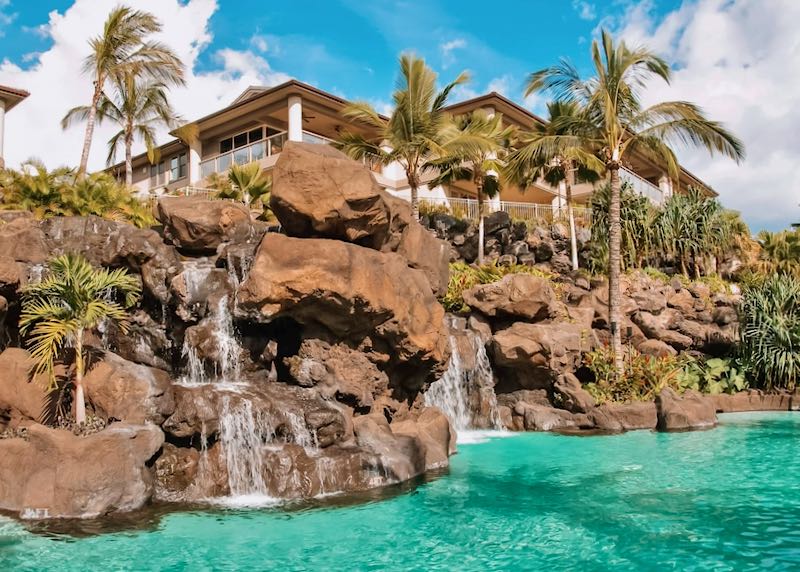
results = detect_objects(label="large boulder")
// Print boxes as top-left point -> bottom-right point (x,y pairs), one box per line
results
594,401 -> 658,431
41,216 -> 183,304
552,373 -> 596,413
710,391 -> 798,413
271,142 -> 390,245
157,197 -> 252,253
0,423 -> 163,519
655,388 -> 717,431
236,233 -> 448,395
491,322 -> 597,391
463,274 -> 560,322
0,217 -> 48,264
83,352 -> 175,425
0,255 -> 22,292
0,348 -> 49,424
270,142 -> 449,295
284,339 -> 389,409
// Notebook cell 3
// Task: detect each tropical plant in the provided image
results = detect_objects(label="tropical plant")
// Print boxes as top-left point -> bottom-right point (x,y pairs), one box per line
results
584,345 -> 685,403
65,74 -> 180,185
526,30 -> 745,376
739,274 -> 800,390
676,357 -> 748,395
0,162 -> 154,227
429,110 -> 515,264
441,261 -> 555,313
19,254 -> 141,424
505,100 -> 602,271
62,5 -> 185,177
754,228 -> 800,278
336,54 -> 468,219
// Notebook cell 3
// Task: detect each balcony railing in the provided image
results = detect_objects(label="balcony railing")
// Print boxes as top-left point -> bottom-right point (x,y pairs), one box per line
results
415,196 -> 591,225
199,131 -> 288,178
620,167 -> 663,204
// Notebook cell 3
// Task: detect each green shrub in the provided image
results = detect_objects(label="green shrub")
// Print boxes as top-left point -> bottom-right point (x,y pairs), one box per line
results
676,357 -> 748,394
739,274 -> 800,390
441,261 -> 555,312
0,161 -> 154,228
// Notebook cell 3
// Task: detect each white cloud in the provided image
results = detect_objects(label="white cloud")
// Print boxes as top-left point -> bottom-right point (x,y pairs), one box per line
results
613,0 -> 800,232
0,0 -> 16,36
486,75 -> 512,96
572,0 -> 597,21
249,34 -> 268,53
440,38 -> 466,68
0,0 -> 291,171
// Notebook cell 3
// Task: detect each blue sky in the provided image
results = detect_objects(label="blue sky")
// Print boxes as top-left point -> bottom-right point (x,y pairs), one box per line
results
0,0 -> 797,231
0,0 -> 684,110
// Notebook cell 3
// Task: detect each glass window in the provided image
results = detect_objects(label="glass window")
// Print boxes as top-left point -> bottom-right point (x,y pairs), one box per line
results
158,161 -> 166,174
251,141 -> 265,161
218,153 -> 231,172
170,156 -> 179,181
233,132 -> 248,149
266,127 -> 281,137
220,138 -> 233,153
248,128 -> 263,143
178,153 -> 187,179
233,147 -> 249,166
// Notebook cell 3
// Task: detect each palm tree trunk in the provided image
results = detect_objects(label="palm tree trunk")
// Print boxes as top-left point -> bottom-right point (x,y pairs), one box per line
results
608,165 -> 624,378
476,181 -> 485,266
410,183 -> 420,221
77,82 -> 102,179
124,128 -> 133,186
566,168 -> 578,271
74,329 -> 86,425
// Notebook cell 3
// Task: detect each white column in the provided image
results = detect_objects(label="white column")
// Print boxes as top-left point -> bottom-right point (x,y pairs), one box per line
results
0,99 -> 6,168
288,95 -> 303,142
658,175 -> 673,199
188,138 -> 201,185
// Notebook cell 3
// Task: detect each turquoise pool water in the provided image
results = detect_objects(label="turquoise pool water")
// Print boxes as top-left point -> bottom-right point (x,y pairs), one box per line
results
2,412 -> 800,571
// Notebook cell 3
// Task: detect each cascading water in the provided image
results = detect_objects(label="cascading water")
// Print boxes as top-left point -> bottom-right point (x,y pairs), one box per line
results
219,396 -> 273,498
212,296 -> 243,383
425,320 -> 503,435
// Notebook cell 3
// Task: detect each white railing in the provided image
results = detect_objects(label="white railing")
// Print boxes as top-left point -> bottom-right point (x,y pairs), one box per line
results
200,132 -> 288,178
620,167 -> 663,205
301,130 -> 335,145
417,196 -> 591,225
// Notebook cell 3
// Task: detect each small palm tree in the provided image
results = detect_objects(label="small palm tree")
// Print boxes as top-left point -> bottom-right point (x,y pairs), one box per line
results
526,29 -> 745,376
65,74 -> 180,185
62,5 -> 185,177
505,101 -> 603,271
227,162 -> 272,207
0,160 -> 74,218
336,54 -> 468,219
429,110 -> 515,264
20,254 -> 141,424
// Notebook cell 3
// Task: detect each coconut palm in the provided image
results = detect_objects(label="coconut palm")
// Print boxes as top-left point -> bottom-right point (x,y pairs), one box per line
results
428,110 -> 515,264
62,5 -> 185,177
526,29 -> 745,376
505,100 -> 603,270
336,54 -> 468,219
19,254 -> 141,424
64,75 -> 180,185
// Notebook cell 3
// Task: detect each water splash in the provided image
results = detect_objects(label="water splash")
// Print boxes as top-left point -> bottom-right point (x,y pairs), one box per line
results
219,396 -> 274,497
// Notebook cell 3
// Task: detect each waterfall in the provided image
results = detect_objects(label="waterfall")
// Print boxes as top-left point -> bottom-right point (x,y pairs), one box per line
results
219,396 -> 274,498
425,323 -> 502,433
178,296 -> 244,386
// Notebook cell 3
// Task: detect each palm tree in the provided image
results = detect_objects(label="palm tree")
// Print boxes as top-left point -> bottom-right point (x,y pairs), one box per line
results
429,110 -> 515,264
505,101 -> 603,271
0,160 -> 74,218
19,254 -> 141,424
62,5 -> 185,177
227,162 -> 272,207
64,75 -> 180,185
336,54 -> 468,219
526,29 -> 744,376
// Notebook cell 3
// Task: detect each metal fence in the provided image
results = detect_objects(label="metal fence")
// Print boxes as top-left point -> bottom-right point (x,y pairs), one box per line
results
418,196 -> 591,225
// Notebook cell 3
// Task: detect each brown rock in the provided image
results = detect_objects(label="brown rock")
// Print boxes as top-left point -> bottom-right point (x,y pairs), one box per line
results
0,255 -> 21,291
597,401 -> 657,431
0,423 -> 163,519
270,142 -> 449,295
236,233 -> 448,395
83,352 -> 175,425
391,407 -> 455,469
285,339 -> 389,408
553,373 -> 595,413
491,322 -> 596,391
667,288 -> 695,313
655,388 -> 717,431
157,197 -> 252,253
632,290 -> 667,314
637,339 -> 677,357
710,391 -> 797,412
463,274 -> 559,321
0,348 -> 49,423
0,217 -> 48,263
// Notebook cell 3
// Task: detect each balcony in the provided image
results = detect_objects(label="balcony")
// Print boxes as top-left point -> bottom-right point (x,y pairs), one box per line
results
200,131 -> 288,178
408,195 -> 592,225
620,167 -> 664,204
